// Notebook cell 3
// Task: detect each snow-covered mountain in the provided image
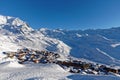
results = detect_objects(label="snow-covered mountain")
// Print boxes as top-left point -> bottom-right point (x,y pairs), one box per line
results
1,15 -> 120,80
0,15 -> 120,65
0,15 -> 71,59
39,28 -> 120,65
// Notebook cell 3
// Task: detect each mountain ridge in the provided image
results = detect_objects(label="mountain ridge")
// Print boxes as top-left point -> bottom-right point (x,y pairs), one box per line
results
0,15 -> 71,60
39,25 -> 120,65
0,15 -> 120,66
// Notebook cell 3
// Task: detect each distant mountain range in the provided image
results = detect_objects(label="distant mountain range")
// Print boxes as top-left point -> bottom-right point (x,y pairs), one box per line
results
0,15 -> 120,66
39,27 -> 120,65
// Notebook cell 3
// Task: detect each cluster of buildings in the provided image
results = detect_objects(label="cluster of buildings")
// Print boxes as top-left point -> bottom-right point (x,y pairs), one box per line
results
3,48 -> 120,75
4,48 -> 60,64
57,60 -> 120,75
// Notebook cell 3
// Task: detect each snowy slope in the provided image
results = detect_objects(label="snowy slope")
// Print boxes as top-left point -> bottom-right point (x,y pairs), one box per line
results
39,28 -> 120,65
0,63 -> 120,80
1,15 -> 120,80
1,62 -> 120,80
0,63 -> 69,80
0,14 -> 120,65
1,14 -> 120,66
0,34 -> 21,52
67,74 -> 120,80
0,15 -> 71,60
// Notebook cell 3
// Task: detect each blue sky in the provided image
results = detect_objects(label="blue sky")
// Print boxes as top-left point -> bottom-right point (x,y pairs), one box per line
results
0,0 -> 120,30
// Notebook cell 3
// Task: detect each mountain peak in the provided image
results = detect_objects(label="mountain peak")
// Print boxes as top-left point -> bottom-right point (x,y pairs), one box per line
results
0,15 -> 25,26
0,15 -> 33,34
0,15 -> 8,25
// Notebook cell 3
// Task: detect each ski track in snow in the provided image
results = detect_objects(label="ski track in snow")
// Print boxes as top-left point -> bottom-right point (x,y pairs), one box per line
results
111,43 -> 120,48
96,48 -> 115,61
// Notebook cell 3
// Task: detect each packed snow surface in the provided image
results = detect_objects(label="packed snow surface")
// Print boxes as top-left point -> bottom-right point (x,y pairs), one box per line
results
0,63 -> 69,80
0,62 -> 120,80
0,65 -> 120,80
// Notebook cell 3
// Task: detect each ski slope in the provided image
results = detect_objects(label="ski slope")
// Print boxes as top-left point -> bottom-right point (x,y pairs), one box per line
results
0,63 -> 69,80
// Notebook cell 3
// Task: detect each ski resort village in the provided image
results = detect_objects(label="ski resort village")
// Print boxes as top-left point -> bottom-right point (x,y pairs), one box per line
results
0,15 -> 120,80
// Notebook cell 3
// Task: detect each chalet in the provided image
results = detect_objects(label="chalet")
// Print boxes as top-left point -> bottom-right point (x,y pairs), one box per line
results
7,52 -> 16,58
